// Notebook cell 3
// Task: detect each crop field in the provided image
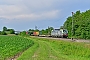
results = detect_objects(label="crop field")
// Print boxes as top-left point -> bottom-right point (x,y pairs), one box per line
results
0,36 -> 90,60
17,37 -> 90,60
0,36 -> 34,60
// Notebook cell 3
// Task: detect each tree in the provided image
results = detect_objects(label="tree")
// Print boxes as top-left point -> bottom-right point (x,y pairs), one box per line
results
29,29 -> 34,31
48,27 -> 54,35
64,10 -> 90,39
60,26 -> 64,29
20,31 -> 26,36
0,31 -> 1,35
1,31 -> 7,35
10,29 -> 15,34
3,26 -> 7,31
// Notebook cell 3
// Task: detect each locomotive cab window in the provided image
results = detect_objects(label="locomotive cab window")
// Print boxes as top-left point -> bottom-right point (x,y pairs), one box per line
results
63,30 -> 68,33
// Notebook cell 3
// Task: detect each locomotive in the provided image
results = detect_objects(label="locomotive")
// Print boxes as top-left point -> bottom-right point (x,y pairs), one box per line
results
51,29 -> 68,38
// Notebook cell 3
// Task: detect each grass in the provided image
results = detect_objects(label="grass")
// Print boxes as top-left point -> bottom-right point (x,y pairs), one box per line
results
17,37 -> 90,60
17,37 -> 66,60
0,36 -> 34,60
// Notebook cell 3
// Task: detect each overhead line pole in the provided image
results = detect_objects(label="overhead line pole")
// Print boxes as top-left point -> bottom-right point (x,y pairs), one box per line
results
72,12 -> 74,40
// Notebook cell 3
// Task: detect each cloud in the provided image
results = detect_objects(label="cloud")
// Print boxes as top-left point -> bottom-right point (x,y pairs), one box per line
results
0,10 -> 60,20
17,10 -> 59,19
0,0 -> 90,23
0,5 -> 22,15
0,0 -> 61,21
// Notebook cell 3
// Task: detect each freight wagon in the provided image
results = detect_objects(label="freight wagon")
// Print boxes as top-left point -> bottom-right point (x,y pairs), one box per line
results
32,31 -> 39,36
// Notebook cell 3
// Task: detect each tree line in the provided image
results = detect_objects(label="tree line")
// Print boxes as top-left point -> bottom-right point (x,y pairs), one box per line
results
28,27 -> 54,35
64,10 -> 90,39
0,26 -> 54,36
0,26 -> 15,35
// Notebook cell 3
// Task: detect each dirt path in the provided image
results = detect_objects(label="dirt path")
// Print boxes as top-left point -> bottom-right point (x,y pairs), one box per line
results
31,40 -> 61,60
16,37 -> 67,60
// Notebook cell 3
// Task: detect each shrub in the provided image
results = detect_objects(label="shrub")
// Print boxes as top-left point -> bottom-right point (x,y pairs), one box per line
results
1,31 -> 7,35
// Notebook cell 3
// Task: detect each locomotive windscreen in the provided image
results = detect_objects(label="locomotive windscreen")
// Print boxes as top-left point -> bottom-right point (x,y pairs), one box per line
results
63,30 -> 68,33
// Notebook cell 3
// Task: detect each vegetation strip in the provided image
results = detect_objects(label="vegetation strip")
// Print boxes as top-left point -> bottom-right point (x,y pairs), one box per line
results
64,10 -> 90,39
17,37 -> 66,60
17,37 -> 90,60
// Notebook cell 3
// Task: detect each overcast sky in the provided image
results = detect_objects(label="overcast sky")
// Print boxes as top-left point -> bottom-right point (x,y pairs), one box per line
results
0,0 -> 90,31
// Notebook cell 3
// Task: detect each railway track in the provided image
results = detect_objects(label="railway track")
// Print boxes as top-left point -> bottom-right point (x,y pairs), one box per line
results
31,36 -> 90,43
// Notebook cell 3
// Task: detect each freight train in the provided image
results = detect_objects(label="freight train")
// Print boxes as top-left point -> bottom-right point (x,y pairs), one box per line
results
28,29 -> 68,38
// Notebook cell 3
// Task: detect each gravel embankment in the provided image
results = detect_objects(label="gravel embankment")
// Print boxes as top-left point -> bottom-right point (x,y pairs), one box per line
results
33,36 -> 90,43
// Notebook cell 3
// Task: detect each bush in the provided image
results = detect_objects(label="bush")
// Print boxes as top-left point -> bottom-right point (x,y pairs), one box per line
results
10,29 -> 15,34
1,31 -> 7,35
0,31 -> 1,35
20,31 -> 26,36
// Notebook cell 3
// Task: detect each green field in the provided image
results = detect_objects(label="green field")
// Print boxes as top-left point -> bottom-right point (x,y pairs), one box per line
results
0,36 -> 90,60
17,37 -> 90,60
0,36 -> 34,60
